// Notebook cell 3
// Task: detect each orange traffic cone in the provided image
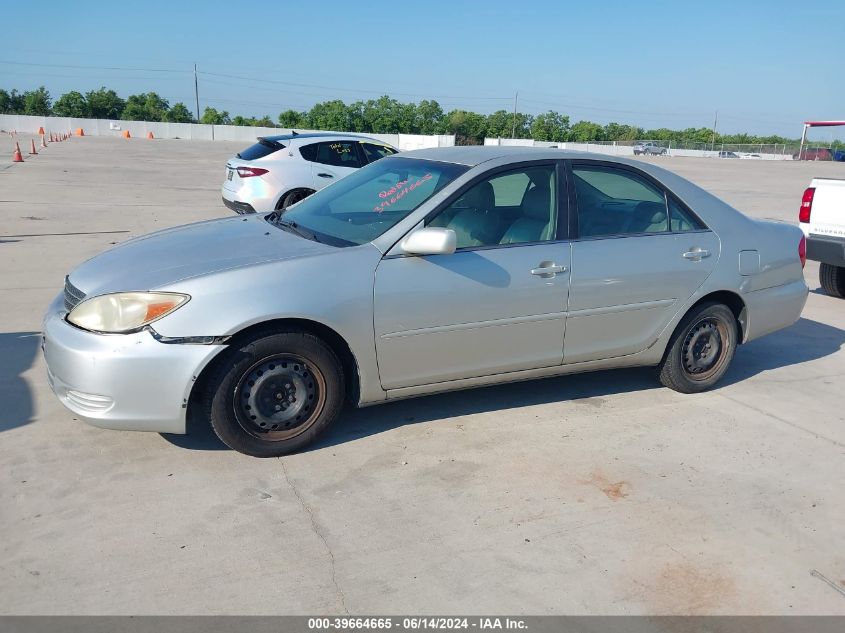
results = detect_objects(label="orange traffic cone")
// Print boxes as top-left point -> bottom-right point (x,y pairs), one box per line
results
40,134 -> 47,148
76,128 -> 84,136
37,126 -> 45,135
29,138 -> 38,155
147,131 -> 154,139
12,142 -> 24,162
122,130 -> 131,138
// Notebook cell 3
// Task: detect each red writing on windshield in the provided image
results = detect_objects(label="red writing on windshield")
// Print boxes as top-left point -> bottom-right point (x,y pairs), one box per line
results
373,173 -> 433,213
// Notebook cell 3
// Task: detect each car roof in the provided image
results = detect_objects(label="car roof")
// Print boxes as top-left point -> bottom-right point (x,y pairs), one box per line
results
261,132 -> 382,142
398,145 -> 651,167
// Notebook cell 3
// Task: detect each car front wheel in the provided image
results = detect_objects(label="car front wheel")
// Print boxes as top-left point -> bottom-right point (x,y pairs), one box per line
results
657,302 -> 738,393
204,331 -> 345,457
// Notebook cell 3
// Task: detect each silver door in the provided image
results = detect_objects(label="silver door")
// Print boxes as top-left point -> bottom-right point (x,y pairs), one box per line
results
374,244 -> 571,389
373,162 -> 571,390
565,232 -> 719,363
563,162 -> 720,363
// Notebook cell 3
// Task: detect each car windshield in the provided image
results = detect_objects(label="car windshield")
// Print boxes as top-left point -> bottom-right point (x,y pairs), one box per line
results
272,156 -> 469,246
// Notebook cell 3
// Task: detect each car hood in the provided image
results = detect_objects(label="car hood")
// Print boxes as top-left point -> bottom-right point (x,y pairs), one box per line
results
68,215 -> 332,295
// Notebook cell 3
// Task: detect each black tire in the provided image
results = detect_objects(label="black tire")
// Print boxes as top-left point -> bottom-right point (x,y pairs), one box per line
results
819,263 -> 845,298
278,188 -> 314,210
657,302 -> 738,394
204,331 -> 345,457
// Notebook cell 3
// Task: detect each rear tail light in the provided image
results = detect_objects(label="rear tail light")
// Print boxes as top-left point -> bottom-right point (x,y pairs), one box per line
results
237,166 -> 269,178
799,187 -> 814,223
799,235 -> 806,268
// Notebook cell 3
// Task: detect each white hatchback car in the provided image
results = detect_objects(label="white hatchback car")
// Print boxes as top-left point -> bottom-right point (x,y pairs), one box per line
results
222,133 -> 398,214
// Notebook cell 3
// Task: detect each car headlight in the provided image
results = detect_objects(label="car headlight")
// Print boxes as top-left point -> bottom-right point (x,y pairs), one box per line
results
67,292 -> 190,333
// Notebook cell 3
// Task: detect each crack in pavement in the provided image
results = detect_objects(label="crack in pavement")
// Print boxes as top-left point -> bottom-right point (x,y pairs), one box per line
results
281,459 -> 349,614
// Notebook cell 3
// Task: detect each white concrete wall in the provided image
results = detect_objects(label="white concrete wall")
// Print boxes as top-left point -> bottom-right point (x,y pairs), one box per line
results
0,114 -> 455,150
484,137 -> 794,160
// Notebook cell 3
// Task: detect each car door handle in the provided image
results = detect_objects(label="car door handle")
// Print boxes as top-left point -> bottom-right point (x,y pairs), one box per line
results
531,263 -> 567,277
683,249 -> 711,260
317,173 -> 334,178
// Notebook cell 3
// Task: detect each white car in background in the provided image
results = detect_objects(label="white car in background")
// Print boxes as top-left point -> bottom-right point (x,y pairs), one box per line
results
222,133 -> 398,213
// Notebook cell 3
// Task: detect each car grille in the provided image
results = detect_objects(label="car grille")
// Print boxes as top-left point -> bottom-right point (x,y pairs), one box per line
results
64,276 -> 86,312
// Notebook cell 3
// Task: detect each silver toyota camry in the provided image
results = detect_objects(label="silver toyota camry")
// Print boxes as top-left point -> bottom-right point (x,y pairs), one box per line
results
43,147 -> 809,457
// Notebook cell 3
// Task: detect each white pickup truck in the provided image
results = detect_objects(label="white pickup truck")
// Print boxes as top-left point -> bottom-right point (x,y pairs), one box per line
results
800,177 -> 845,297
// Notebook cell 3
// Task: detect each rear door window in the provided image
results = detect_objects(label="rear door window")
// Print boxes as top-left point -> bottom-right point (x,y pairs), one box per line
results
573,165 -> 668,237
314,141 -> 363,168
299,143 -> 318,161
361,142 -> 398,163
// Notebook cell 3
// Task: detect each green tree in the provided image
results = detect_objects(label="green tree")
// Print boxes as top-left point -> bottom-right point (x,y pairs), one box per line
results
603,122 -> 642,141
23,86 -> 51,116
415,99 -> 445,135
231,115 -> 249,126
278,109 -> 306,128
444,109 -> 488,144
85,87 -> 124,119
53,91 -> 88,117
530,111 -> 570,142
570,120 -> 605,142
306,100 -> 353,131
165,102 -> 194,123
200,106 -> 230,125
485,110 -> 533,138
122,92 -> 169,121
0,89 -> 15,113
357,96 -> 418,133
252,115 -> 275,127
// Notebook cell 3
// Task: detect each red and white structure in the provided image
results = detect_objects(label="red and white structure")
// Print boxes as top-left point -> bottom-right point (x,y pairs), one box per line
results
799,120 -> 845,159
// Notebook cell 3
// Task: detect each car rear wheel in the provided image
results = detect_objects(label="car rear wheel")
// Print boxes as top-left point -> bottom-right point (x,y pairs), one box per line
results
278,188 -> 315,210
204,331 -> 345,457
819,263 -> 845,298
657,302 -> 737,393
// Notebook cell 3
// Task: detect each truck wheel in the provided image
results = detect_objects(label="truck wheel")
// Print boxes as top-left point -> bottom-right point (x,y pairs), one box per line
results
657,302 -> 738,394
819,263 -> 845,298
204,331 -> 345,457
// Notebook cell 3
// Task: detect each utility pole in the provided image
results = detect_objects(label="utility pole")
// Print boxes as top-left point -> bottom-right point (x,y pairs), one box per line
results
511,91 -> 519,138
194,63 -> 201,121
711,110 -> 718,151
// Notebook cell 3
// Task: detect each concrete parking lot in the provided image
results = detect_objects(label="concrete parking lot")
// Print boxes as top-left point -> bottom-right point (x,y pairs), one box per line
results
1,134 -> 843,615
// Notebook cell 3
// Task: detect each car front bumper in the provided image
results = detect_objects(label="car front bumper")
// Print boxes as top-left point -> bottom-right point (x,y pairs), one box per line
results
807,235 -> 845,267
42,296 -> 225,434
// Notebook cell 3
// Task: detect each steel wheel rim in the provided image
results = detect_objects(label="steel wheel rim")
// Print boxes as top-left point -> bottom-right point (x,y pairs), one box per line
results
233,354 -> 326,441
681,317 -> 730,381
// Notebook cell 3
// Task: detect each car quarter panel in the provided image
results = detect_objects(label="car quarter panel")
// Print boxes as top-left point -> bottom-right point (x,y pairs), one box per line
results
150,243 -> 387,406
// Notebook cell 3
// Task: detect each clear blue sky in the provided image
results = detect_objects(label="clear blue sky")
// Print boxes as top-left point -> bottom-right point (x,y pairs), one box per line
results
3,0 -> 843,139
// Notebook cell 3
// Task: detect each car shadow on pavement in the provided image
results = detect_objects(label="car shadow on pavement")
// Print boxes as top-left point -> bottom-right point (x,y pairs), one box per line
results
721,316 -> 845,386
164,317 -> 844,453
0,331 -> 41,432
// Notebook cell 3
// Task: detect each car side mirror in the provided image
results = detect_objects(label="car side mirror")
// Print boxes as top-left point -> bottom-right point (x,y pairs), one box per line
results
400,227 -> 457,256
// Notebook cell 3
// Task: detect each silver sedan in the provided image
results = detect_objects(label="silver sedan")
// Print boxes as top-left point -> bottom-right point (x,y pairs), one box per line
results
43,147 -> 809,457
